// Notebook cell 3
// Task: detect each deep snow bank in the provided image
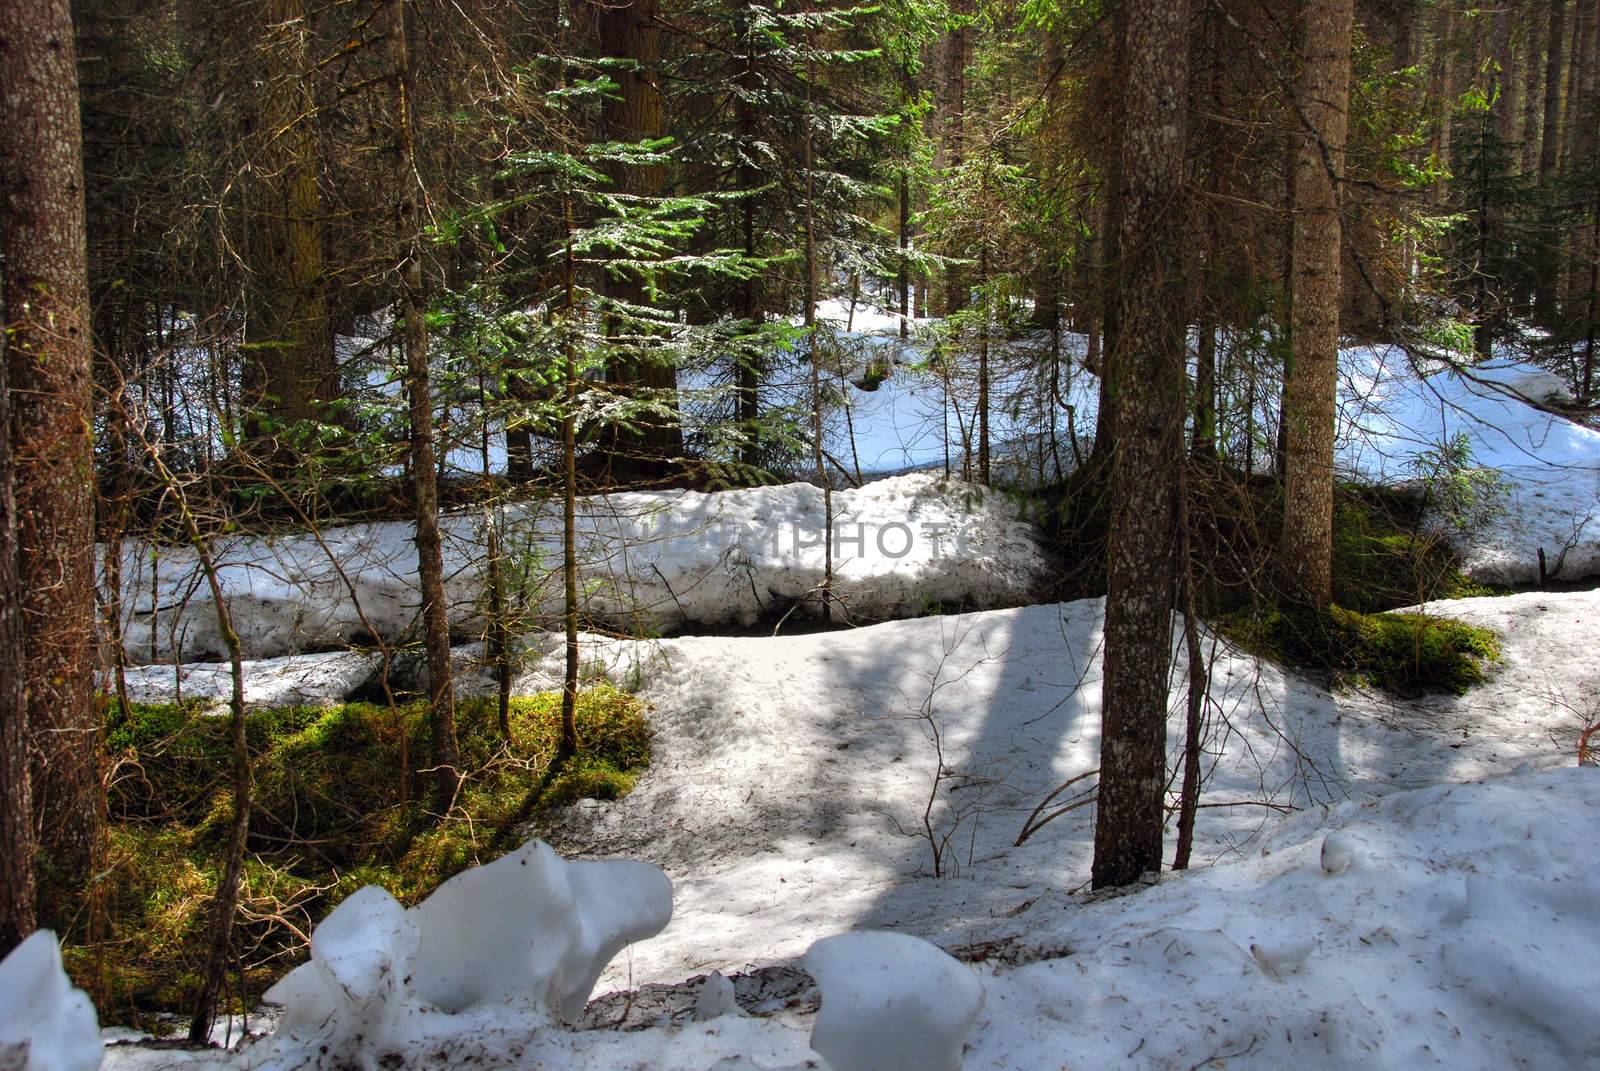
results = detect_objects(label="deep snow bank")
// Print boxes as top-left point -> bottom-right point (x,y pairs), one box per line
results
112,474 -> 1046,666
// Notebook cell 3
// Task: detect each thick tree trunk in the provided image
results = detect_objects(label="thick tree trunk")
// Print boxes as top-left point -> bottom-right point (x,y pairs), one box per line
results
1279,0 -> 1353,610
1090,0 -> 1190,891
598,0 -> 682,468
388,0 -> 459,808
1431,6 -> 1458,202
941,2 -> 969,316
1537,0 -> 1571,322
0,0 -> 101,898
0,273 -> 33,958
737,5 -> 763,468
1543,0 -> 1570,180
237,0 -> 334,455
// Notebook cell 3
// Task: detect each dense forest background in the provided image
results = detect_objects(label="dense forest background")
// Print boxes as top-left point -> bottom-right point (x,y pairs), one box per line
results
1,0 -> 1598,1039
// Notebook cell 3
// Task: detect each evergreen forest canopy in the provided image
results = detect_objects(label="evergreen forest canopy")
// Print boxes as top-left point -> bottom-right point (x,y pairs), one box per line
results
0,0 -> 1598,1048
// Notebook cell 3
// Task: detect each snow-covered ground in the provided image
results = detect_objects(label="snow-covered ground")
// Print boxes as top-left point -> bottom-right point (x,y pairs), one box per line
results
65,587 -> 1600,1069
111,474 -> 1045,667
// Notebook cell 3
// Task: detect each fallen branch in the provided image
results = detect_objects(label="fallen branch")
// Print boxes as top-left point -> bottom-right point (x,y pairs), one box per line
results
1015,769 -> 1099,846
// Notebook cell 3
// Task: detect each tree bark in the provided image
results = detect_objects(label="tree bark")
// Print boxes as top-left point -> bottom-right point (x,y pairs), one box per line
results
1279,0 -> 1353,609
0,0 -> 101,897
597,0 -> 682,468
1430,5 -> 1458,202
0,271 -> 33,958
1537,0 -> 1571,321
737,2 -> 763,468
940,1 -> 969,316
388,0 -> 459,808
236,0 -> 335,456
1090,0 -> 1190,890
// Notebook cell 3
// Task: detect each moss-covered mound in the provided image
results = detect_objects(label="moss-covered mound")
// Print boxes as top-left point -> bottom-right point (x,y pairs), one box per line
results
65,686 -> 650,1029
1221,603 -> 1501,697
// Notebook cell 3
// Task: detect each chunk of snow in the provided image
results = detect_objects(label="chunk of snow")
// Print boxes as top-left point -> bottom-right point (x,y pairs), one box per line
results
1319,831 -> 1355,875
263,885 -> 418,1052
408,841 -> 671,1022
1249,937 -> 1316,977
694,971 -> 739,1021
261,838 -> 671,1066
1500,368 -> 1575,406
804,931 -> 984,1071
0,930 -> 102,1071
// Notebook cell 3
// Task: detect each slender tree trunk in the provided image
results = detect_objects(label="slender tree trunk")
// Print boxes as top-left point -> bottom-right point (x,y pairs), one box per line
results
978,240 -> 990,485
155,458 -> 249,1045
1089,3 -> 1125,472
561,191 -> 581,758
1172,465 -> 1206,870
1561,0 -> 1589,177
802,52 -> 833,621
1279,0 -> 1354,609
388,0 -> 459,807
899,166 -> 911,339
1091,0 -> 1190,891
1567,0 -> 1599,335
1432,6 -> 1458,202
0,0 -> 101,900
1543,0 -> 1570,180
1523,15 -> 1546,178
1577,0 -> 1600,398
1502,8 -> 1525,178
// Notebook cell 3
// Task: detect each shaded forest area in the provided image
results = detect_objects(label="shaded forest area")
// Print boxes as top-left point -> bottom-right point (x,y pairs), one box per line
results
2,0 -> 1598,1038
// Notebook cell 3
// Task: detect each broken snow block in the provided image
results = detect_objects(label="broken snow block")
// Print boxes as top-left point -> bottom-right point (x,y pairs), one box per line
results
408,838 -> 672,1022
0,930 -> 102,1071
805,931 -> 984,1071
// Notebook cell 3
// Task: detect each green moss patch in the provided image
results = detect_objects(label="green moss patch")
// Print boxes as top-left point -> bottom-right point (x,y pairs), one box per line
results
67,686 -> 650,1029
1221,603 -> 1501,697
